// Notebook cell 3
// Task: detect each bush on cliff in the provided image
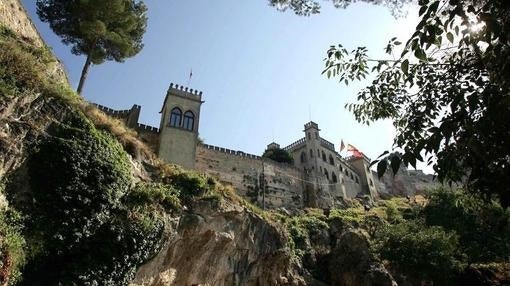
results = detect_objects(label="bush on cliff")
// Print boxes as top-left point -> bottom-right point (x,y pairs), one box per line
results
17,114 -> 163,285
423,189 -> 510,263
0,209 -> 25,284
374,220 -> 465,285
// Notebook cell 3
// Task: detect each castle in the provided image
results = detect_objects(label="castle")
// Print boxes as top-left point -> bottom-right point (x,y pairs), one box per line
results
95,83 -> 437,210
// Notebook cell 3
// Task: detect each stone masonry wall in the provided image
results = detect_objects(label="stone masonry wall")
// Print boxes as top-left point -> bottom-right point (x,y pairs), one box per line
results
0,0 -> 68,83
0,0 -> 43,46
195,144 -> 304,211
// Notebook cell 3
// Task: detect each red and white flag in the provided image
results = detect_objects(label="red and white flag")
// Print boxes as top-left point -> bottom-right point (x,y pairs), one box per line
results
347,144 -> 363,158
339,140 -> 345,152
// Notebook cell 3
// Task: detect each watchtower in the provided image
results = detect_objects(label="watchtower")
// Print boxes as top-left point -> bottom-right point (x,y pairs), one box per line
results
158,83 -> 204,169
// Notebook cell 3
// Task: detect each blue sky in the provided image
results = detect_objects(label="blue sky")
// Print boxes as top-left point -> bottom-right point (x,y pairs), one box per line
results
22,0 -> 428,171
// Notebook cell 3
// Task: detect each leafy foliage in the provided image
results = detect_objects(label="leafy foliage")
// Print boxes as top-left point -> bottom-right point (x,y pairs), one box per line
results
0,210 -> 26,284
374,221 -> 465,285
323,0 -> 510,207
166,170 -> 215,205
123,182 -> 182,213
424,189 -> 510,263
36,0 -> 148,93
268,0 -> 411,16
18,113 -> 164,285
262,147 -> 294,164
28,114 -> 131,251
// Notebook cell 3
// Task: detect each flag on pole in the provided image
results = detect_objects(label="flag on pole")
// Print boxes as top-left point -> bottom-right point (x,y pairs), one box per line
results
189,68 -> 193,79
339,140 -> 345,152
346,144 -> 363,158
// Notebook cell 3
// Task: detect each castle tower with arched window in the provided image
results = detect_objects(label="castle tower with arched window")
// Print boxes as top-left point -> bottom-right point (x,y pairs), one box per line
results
158,83 -> 203,169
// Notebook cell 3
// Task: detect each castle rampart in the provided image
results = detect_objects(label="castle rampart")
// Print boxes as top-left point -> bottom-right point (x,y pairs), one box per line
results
195,144 -> 304,210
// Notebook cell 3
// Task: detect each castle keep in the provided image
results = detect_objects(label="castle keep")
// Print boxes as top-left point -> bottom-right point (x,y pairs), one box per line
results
96,83 -> 437,210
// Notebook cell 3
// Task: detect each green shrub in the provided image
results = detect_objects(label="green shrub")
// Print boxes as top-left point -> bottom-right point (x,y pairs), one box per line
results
286,214 -> 329,257
329,207 -> 365,224
384,200 -> 403,223
424,188 -> 510,263
27,114 -> 131,250
124,182 -> 181,213
374,220 -> 465,285
169,171 -> 212,204
19,114 -> 164,285
0,209 -> 26,284
262,147 -> 294,164
20,209 -> 163,286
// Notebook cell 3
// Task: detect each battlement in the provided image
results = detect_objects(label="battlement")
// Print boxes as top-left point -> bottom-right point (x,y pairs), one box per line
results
167,82 -> 203,102
136,123 -> 159,134
304,121 -> 319,130
320,138 -> 335,152
93,103 -> 141,118
283,137 -> 306,152
201,143 -> 262,160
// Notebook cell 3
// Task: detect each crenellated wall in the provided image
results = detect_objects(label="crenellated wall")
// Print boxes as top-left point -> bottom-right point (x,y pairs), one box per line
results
195,144 -> 304,211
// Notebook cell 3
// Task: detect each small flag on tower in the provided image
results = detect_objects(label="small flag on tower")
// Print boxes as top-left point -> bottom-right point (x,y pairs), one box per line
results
340,140 -> 345,152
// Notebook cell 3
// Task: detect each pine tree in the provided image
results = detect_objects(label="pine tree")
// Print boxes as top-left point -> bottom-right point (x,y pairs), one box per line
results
36,0 -> 148,95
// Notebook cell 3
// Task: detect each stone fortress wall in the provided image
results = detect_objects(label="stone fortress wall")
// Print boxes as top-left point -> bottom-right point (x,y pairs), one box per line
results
0,0 -> 43,46
0,0 -> 68,84
195,144 -> 305,211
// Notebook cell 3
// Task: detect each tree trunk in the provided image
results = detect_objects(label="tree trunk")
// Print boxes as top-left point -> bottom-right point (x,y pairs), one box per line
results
77,54 -> 92,95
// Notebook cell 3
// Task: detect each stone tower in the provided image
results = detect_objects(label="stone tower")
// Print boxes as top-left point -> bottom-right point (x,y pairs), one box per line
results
158,83 -> 204,169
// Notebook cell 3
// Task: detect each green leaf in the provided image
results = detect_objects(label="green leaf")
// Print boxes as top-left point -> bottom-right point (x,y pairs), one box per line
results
429,1 -> 440,13
446,32 -> 454,43
414,48 -> 427,62
401,59 -> 409,75
419,5 -> 427,16
390,155 -> 401,175
377,160 -> 388,178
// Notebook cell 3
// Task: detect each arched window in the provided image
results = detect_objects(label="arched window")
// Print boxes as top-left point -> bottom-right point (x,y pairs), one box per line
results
332,172 -> 338,183
324,169 -> 329,180
329,154 -> 334,165
300,151 -> 307,163
183,111 -> 195,131
309,149 -> 313,157
322,151 -> 326,162
169,107 -> 182,127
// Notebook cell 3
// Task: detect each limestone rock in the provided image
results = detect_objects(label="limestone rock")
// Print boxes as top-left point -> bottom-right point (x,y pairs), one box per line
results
131,199 -> 304,286
328,229 -> 396,286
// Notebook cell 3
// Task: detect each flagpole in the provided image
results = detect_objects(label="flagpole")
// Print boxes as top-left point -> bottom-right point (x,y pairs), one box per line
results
187,68 -> 193,87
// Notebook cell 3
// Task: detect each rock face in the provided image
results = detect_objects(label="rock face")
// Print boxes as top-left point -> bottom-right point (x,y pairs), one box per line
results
329,229 -> 395,286
132,200 -> 302,286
